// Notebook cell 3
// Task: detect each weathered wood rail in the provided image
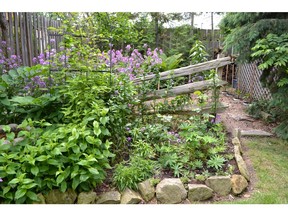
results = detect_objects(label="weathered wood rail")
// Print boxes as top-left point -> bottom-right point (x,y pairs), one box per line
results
133,56 -> 231,84
142,79 -> 228,101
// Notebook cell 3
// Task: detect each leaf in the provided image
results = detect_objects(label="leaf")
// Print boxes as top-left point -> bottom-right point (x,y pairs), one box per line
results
100,116 -> 109,125
26,191 -> 39,201
15,188 -> 27,200
85,136 -> 95,144
60,181 -> 67,192
56,174 -> 65,185
8,178 -> 20,185
35,155 -> 48,161
80,174 -> 89,182
6,132 -> 15,141
72,176 -> 80,190
3,186 -> 11,195
47,159 -> 60,166
88,167 -> 99,175
23,178 -> 34,184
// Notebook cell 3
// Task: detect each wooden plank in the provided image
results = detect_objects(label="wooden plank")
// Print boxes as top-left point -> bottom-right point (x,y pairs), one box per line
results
8,13 -> 14,55
14,12 -> 20,57
134,57 -> 231,84
19,13 -> 28,66
32,13 -> 38,58
26,13 -> 33,66
142,79 -> 228,101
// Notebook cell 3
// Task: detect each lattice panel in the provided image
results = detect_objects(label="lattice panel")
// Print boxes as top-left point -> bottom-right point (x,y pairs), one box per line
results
237,62 -> 271,101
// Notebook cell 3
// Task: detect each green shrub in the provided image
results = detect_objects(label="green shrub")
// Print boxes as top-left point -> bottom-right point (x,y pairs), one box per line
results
112,156 -> 156,191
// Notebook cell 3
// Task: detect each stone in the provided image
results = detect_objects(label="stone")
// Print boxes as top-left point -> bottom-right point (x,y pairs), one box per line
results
44,189 -> 77,204
187,184 -> 213,202
96,191 -> 121,204
156,178 -> 187,204
232,128 -> 240,139
3,140 -> 11,145
77,191 -> 97,204
240,130 -> 273,137
232,138 -> 243,154
33,193 -> 46,204
13,137 -> 25,145
234,153 -> 250,181
121,188 -> 142,204
205,176 -> 231,196
8,124 -> 19,132
138,179 -> 155,202
231,175 -> 248,195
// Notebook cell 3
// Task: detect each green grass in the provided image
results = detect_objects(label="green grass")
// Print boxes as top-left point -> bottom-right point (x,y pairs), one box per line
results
221,137 -> 288,204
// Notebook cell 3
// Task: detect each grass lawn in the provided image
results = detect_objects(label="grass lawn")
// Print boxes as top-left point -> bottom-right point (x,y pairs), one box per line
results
221,137 -> 288,204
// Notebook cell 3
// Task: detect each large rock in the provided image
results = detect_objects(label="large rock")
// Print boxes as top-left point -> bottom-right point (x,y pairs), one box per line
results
77,191 -> 97,204
44,189 -> 77,204
232,137 -> 242,154
205,176 -> 231,196
234,146 -> 250,181
231,175 -> 248,195
156,178 -> 187,204
138,179 -> 155,202
96,191 -> 121,204
187,184 -> 213,202
121,189 -> 142,204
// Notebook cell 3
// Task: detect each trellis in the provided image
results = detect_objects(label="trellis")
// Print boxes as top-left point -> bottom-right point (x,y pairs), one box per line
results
237,62 -> 271,100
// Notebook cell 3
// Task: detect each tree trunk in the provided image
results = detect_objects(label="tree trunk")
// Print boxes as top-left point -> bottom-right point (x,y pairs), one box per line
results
0,12 -> 9,57
190,12 -> 194,36
155,13 -> 159,48
211,12 -> 215,59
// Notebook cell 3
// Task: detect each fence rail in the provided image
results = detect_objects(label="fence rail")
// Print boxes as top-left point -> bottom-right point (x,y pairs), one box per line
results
237,62 -> 271,101
0,12 -> 61,67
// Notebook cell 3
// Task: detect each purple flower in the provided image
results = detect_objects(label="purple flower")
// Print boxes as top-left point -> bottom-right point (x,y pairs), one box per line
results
0,59 -> 4,64
32,57 -> 38,63
1,41 -> 6,45
126,45 -> 131,51
0,178 -> 3,182
50,38 -> 55,43
109,43 -> 113,48
127,137 -> 132,142
126,127 -> 130,131
143,44 -> 148,48
10,55 -> 17,59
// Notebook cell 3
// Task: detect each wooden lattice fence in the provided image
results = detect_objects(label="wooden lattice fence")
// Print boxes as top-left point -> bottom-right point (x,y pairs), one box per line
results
237,62 -> 271,100
0,12 -> 61,67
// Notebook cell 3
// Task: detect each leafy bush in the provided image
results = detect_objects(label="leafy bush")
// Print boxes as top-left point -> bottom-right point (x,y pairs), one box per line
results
112,156 -> 156,191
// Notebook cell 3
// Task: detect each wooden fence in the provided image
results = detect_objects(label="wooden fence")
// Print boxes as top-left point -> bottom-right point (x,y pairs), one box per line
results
0,12 -> 61,67
237,62 -> 272,100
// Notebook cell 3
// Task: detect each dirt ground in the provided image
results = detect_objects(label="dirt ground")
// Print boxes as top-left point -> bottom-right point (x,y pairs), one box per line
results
219,91 -> 275,135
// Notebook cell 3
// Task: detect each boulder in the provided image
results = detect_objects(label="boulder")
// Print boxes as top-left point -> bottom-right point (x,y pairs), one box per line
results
234,147 -> 250,181
96,191 -> 121,204
232,137 -> 242,154
187,184 -> 213,202
138,179 -> 155,202
44,189 -> 77,204
231,175 -> 248,195
205,176 -> 231,196
77,191 -> 97,204
33,193 -> 46,204
156,178 -> 187,204
121,189 -> 142,204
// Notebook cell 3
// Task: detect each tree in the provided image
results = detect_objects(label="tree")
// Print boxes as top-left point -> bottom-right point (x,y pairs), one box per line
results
219,12 -> 288,62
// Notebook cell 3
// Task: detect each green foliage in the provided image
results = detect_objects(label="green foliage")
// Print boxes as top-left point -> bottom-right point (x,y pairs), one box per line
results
112,156 -> 156,191
207,155 -> 226,171
250,33 -> 288,139
189,40 -> 209,65
219,12 -> 288,62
